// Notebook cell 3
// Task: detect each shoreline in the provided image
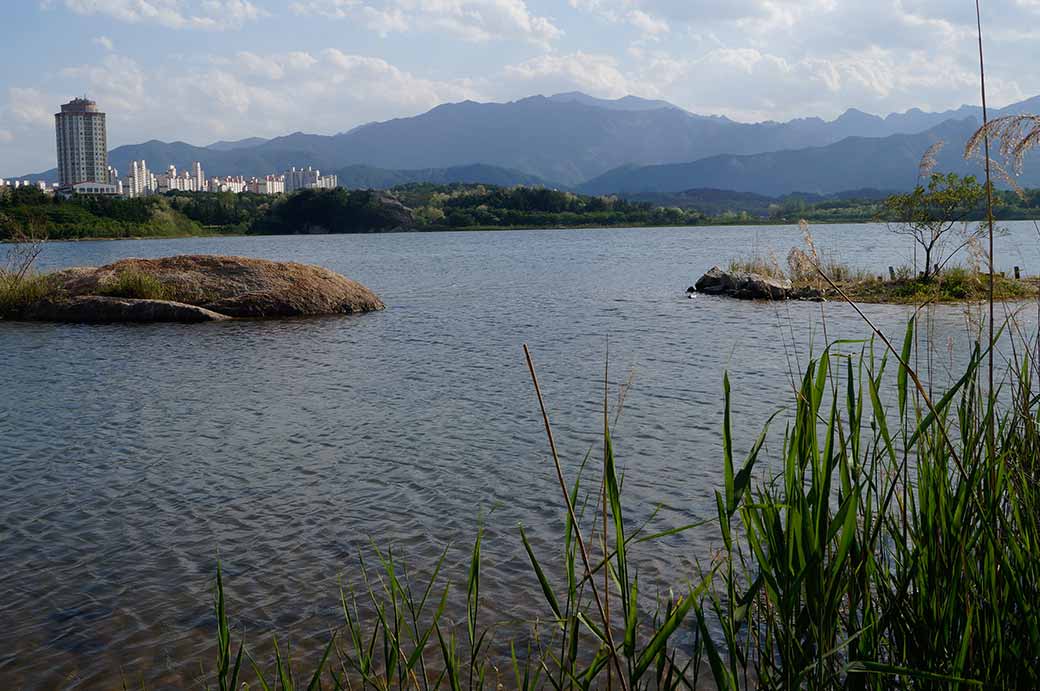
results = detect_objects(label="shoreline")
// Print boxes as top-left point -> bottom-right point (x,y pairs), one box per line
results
9,215 -> 1040,243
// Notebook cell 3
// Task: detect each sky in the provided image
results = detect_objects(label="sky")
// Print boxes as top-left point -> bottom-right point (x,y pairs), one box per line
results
1,0 -> 1039,176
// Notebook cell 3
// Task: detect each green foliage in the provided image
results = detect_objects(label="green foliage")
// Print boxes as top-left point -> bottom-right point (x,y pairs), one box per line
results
884,173 -> 987,280
166,190 -> 277,230
6,180 -> 1034,240
249,188 -> 413,234
699,327 -> 1040,689
882,266 -> 1034,303
0,191 -> 207,240
392,183 -> 699,229
96,270 -> 171,301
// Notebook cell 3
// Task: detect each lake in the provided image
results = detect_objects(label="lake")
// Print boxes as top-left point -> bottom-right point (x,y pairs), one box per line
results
1,222 -> 1038,688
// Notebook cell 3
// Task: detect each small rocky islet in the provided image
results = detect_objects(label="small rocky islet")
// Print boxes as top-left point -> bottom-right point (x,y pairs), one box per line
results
4,255 -> 384,323
690,266 -> 823,301
690,264 -> 1039,303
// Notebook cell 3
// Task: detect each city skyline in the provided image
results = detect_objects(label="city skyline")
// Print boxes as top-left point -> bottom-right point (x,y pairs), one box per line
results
3,95 -> 339,198
2,1 -> 1040,177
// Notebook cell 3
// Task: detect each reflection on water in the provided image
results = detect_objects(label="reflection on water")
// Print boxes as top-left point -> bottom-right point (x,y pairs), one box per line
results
1,223 -> 1037,688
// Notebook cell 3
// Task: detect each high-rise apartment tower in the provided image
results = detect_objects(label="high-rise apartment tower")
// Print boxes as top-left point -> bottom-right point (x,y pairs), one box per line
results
55,97 -> 109,188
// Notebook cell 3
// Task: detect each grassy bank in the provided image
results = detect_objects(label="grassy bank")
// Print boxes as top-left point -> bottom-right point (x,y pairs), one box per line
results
728,256 -> 1038,303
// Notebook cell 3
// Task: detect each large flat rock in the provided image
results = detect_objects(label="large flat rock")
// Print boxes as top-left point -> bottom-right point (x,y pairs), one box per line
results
52,255 -> 385,319
694,266 -> 792,300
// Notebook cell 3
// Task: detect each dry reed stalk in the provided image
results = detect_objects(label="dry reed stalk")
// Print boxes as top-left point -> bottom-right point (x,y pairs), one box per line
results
523,344 -> 630,691
974,0 -> 997,456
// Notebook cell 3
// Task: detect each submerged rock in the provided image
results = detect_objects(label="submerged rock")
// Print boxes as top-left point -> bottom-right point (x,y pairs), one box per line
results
9,255 -> 384,324
23,296 -> 229,324
693,266 -> 792,300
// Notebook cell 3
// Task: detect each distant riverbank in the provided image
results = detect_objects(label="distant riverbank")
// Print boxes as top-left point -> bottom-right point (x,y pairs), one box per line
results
6,183 -> 1040,242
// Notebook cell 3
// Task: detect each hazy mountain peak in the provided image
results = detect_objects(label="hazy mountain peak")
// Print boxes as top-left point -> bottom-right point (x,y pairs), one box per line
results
207,136 -> 270,152
835,107 -> 879,122
547,91 -> 684,113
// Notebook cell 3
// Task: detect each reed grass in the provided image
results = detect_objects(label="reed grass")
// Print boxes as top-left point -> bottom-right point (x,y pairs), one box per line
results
0,270 -> 55,316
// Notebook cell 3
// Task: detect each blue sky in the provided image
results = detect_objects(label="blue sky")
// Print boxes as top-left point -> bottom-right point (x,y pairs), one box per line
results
2,0 -> 1039,176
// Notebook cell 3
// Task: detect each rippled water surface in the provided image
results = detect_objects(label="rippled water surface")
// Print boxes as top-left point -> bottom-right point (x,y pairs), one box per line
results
2,223 -> 1038,688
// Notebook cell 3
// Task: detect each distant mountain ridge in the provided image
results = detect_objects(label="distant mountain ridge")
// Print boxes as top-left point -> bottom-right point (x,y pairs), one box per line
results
334,163 -> 556,189
206,137 -> 270,151
578,118 -> 1040,197
546,91 -> 689,113
11,92 -> 1040,195
626,187 -> 896,216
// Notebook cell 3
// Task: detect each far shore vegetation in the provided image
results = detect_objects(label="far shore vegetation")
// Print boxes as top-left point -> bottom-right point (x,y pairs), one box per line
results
4,177 -> 1040,241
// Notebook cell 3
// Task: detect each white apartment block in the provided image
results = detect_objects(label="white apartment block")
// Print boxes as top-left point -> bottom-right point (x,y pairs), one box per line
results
125,160 -> 154,197
284,166 -> 338,192
247,175 -> 285,195
210,176 -> 248,194
157,164 -> 208,193
55,98 -> 110,191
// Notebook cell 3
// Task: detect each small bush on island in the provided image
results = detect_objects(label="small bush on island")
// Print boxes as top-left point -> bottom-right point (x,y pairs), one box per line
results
883,172 -> 986,281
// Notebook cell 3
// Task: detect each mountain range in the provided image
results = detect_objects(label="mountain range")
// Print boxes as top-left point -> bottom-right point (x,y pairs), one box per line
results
15,92 -> 1040,197
578,118 -> 1040,197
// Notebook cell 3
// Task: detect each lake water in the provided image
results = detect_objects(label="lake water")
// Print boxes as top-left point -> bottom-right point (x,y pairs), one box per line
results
2,222 -> 1038,689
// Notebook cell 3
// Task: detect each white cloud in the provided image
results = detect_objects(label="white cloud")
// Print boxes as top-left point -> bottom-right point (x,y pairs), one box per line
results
0,130 -> 14,143
93,35 -> 114,50
558,0 -> 1040,120
7,88 -> 53,126
503,52 -> 630,97
626,9 -> 668,37
60,54 -> 147,113
58,0 -> 265,30
57,48 -> 477,143
290,0 -> 562,44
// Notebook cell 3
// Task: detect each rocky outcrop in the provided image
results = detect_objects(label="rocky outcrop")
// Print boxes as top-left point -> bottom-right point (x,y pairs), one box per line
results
9,255 -> 384,324
23,296 -> 229,324
694,266 -> 792,300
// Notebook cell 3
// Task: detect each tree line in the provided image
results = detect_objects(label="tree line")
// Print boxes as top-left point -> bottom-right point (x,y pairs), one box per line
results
4,180 -> 1040,240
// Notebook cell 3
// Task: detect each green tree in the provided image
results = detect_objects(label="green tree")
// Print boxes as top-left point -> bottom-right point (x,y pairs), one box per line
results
884,172 -> 985,281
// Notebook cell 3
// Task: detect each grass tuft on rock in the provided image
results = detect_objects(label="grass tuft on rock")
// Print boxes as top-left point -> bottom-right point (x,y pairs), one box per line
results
96,269 -> 172,301
0,271 -> 55,316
